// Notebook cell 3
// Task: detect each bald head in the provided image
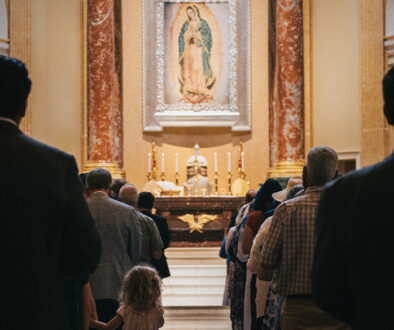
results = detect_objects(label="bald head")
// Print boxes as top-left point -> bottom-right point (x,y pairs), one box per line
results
119,184 -> 139,207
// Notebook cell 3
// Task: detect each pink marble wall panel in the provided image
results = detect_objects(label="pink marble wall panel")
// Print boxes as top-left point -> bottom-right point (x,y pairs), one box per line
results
270,0 -> 304,166
87,0 -> 122,165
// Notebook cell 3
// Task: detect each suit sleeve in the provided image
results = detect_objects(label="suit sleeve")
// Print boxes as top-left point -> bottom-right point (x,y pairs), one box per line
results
59,156 -> 102,275
312,182 -> 353,324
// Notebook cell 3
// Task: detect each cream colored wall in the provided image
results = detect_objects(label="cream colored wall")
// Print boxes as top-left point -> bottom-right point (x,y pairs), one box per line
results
28,0 -> 366,188
122,0 -> 269,192
30,0 -> 82,166
312,0 -> 362,156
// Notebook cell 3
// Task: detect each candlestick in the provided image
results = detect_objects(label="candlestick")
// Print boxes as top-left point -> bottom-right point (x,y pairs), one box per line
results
227,152 -> 231,172
214,152 -> 218,172
227,172 -> 232,195
214,172 -> 218,195
151,141 -> 157,181
175,152 -> 178,173
241,151 -> 245,172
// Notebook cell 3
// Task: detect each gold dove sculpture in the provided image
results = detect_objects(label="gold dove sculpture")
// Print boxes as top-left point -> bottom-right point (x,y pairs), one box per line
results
178,214 -> 217,233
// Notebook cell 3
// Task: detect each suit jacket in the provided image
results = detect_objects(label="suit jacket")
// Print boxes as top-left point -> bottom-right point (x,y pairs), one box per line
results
134,210 -> 163,263
87,192 -> 142,301
141,211 -> 171,278
0,121 -> 102,330
312,152 -> 394,330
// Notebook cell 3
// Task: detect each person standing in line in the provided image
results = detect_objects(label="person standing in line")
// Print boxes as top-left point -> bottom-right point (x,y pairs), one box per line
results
312,67 -> 394,330
260,146 -> 350,330
119,185 -> 163,264
86,168 -> 142,325
0,55 -> 102,330
90,266 -> 164,330
138,192 -> 171,279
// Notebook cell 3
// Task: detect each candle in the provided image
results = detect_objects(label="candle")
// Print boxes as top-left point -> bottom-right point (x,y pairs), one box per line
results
214,152 -> 218,172
227,152 -> 231,172
161,152 -> 165,173
175,152 -> 179,173
148,153 -> 151,173
241,152 -> 245,172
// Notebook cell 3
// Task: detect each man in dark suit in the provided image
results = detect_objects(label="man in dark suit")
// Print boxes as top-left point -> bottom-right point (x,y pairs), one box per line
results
312,66 -> 394,329
138,192 -> 171,278
0,55 -> 102,329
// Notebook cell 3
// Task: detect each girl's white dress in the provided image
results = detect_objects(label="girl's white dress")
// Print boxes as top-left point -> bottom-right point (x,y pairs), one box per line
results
117,303 -> 164,330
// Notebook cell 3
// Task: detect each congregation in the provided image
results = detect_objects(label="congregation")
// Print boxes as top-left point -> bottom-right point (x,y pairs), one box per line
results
1,53 -> 394,330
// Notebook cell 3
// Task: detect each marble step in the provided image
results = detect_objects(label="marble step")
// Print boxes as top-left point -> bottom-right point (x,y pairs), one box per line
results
162,292 -> 224,307
166,264 -> 226,277
163,283 -> 224,295
163,307 -> 231,329
166,247 -> 222,260
163,275 -> 225,285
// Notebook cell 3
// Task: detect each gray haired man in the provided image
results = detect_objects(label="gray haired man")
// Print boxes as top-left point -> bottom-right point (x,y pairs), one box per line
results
86,168 -> 142,323
260,146 -> 350,329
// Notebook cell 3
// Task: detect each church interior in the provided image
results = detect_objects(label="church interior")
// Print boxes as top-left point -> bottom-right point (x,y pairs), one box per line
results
1,0 -> 394,329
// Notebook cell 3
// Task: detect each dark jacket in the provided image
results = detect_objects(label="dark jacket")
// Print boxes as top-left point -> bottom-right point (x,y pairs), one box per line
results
0,121 -> 102,330
141,211 -> 171,278
312,152 -> 394,330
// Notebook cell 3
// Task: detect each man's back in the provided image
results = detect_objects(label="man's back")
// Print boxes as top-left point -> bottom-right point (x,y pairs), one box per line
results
313,153 -> 394,329
261,187 -> 323,296
87,192 -> 141,301
135,210 -> 163,263
0,121 -> 102,329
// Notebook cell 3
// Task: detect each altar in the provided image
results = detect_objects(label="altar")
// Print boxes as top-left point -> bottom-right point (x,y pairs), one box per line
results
154,196 -> 244,247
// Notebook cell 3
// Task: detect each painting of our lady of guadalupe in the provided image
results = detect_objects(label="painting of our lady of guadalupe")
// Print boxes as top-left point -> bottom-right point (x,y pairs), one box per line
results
165,3 -> 229,105
178,5 -> 215,103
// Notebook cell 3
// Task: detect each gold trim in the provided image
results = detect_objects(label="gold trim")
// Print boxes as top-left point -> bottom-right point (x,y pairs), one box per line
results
361,0 -> 386,166
9,0 -> 32,135
384,35 -> 394,41
267,161 -> 305,178
303,0 -> 313,156
0,38 -> 10,43
81,0 -> 88,172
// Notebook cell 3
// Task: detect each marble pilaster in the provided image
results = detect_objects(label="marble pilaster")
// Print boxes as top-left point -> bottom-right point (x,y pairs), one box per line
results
268,0 -> 305,177
84,0 -> 124,177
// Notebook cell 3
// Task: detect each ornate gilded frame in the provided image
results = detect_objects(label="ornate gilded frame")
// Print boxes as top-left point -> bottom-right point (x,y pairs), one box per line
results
143,0 -> 251,131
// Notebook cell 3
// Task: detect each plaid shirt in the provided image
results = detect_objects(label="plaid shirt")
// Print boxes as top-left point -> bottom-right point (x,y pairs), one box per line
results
260,186 -> 323,296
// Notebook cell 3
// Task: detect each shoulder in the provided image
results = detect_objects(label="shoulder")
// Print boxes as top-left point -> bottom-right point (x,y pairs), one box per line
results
21,134 -> 74,162
324,153 -> 394,199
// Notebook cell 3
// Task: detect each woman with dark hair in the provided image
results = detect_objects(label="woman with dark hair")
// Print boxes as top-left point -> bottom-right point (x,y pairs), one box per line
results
241,179 -> 282,330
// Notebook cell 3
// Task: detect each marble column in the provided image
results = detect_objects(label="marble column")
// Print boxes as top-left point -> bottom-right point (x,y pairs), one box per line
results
84,0 -> 124,177
268,0 -> 305,177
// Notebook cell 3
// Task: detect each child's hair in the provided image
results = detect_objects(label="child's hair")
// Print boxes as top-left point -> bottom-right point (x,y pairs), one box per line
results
120,265 -> 162,311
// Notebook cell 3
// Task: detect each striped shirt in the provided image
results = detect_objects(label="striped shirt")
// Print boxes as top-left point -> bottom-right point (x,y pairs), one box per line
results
260,186 -> 323,296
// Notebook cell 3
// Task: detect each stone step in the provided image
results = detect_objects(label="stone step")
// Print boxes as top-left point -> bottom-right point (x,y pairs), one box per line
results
163,283 -> 224,295
166,264 -> 226,277
164,307 -> 230,319
166,247 -> 223,260
163,307 -> 231,329
162,293 -> 224,307
162,248 -> 227,308
163,275 -> 225,285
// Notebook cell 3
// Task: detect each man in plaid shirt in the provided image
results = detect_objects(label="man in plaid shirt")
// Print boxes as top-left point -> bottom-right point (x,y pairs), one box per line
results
260,146 -> 350,329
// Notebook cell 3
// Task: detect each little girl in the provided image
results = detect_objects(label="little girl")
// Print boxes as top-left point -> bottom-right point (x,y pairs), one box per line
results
91,266 -> 164,330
